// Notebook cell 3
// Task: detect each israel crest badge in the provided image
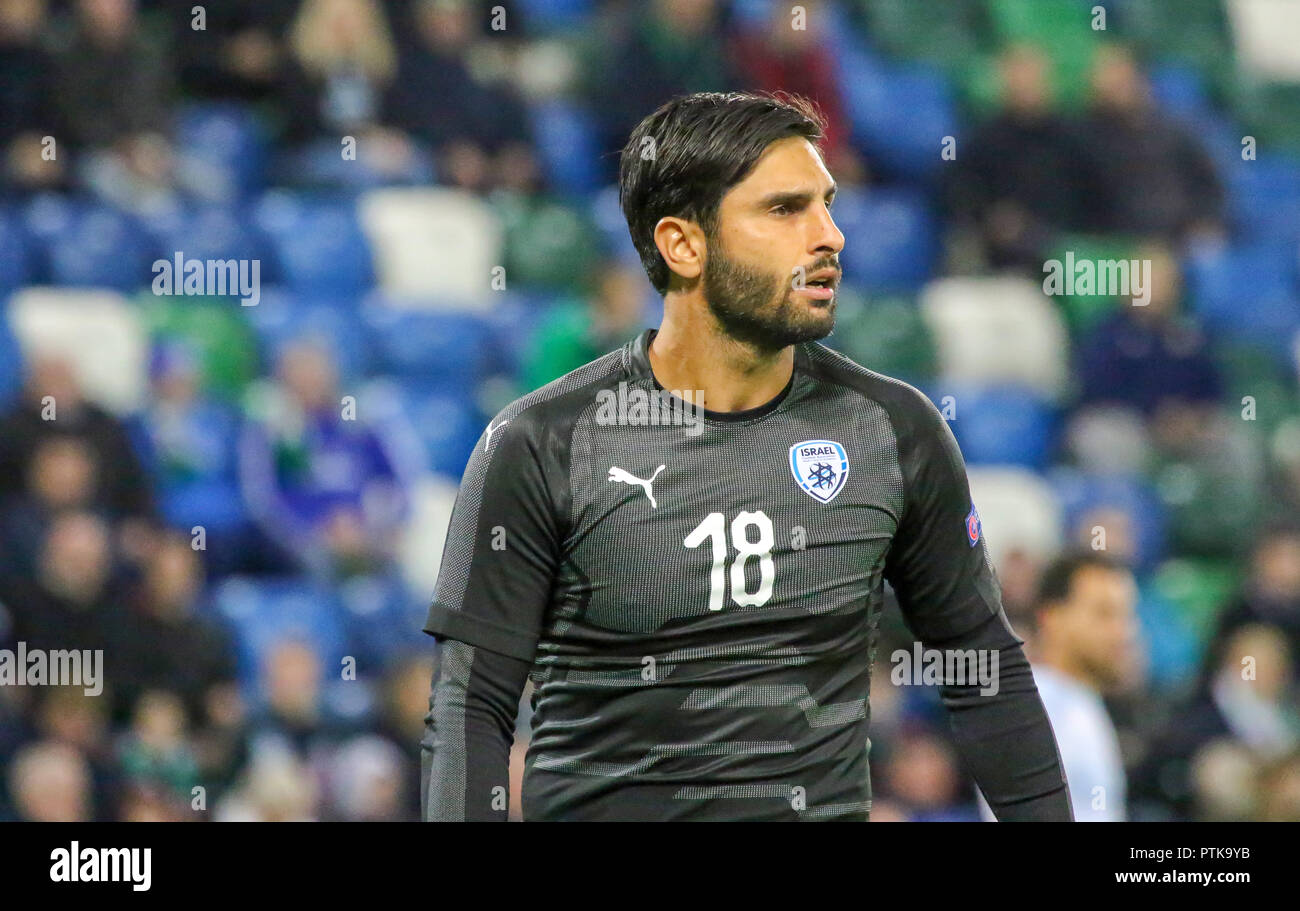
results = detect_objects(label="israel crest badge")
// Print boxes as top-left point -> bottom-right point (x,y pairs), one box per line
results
789,439 -> 849,503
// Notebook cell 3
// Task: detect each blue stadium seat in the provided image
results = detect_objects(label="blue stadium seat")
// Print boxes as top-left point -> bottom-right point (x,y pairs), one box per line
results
0,208 -> 33,297
1135,581 -> 1201,689
141,203 -> 267,268
362,302 -> 499,392
1225,154 -> 1300,246
518,0 -> 593,32
401,385 -> 485,477
589,184 -> 641,264
1184,240 -> 1300,358
176,102 -> 269,202
210,577 -> 348,694
247,289 -> 371,380
288,137 -> 436,190
1050,469 -> 1168,569
0,314 -> 23,410
30,199 -> 155,292
943,385 -> 1057,469
832,188 -> 937,292
251,192 -> 373,295
484,289 -> 566,376
530,100 -> 602,196
336,573 -> 429,667
1148,64 -> 1212,123
840,58 -> 957,181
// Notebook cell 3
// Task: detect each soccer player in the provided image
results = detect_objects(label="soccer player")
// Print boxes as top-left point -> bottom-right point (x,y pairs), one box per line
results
979,551 -> 1139,822
421,91 -> 1071,821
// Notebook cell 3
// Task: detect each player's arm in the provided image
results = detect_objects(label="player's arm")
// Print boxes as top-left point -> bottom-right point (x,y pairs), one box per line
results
420,408 -> 565,821
883,392 -> 1073,822
422,638 -> 531,821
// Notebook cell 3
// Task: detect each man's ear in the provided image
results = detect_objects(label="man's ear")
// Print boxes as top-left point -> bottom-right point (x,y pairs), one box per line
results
653,216 -> 706,285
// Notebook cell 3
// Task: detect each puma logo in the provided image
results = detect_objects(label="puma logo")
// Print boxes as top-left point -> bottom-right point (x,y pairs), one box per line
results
608,464 -> 665,509
484,419 -> 509,450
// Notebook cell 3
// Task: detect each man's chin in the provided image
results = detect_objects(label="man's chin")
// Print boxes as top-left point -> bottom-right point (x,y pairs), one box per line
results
785,297 -> 837,341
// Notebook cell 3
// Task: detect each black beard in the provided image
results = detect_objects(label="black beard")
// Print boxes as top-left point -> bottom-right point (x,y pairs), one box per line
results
702,238 -> 836,352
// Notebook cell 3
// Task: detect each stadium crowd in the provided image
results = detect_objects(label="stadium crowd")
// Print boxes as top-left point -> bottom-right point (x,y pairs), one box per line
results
1,0 -> 1299,821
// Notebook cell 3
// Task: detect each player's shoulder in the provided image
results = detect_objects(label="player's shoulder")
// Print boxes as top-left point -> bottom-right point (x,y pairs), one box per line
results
799,341 -> 944,438
486,346 -> 627,443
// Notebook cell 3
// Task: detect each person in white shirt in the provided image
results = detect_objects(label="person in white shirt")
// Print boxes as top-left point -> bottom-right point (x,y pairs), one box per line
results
981,551 -> 1141,821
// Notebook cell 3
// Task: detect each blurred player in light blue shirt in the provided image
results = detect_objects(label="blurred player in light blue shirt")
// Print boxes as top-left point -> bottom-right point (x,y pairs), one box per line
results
982,551 -> 1141,821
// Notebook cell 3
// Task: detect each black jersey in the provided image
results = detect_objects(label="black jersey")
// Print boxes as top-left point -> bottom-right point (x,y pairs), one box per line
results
421,328 -> 1071,821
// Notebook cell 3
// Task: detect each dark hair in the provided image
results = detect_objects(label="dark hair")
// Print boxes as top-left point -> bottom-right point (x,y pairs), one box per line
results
1035,550 -> 1129,609
618,91 -> 827,295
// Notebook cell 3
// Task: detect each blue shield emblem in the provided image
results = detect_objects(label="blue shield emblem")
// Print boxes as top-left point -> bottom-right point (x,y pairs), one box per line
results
789,439 -> 849,503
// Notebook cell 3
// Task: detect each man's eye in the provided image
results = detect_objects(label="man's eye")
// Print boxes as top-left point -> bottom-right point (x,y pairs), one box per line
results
771,205 -> 791,215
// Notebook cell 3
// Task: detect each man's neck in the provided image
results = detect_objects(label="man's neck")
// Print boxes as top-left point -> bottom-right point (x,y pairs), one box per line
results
648,302 -> 795,414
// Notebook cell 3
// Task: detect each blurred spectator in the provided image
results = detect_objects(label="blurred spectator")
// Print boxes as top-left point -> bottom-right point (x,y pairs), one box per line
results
0,0 -> 65,196
116,689 -> 199,801
1078,44 -> 1224,240
1077,243 -> 1223,425
0,355 -> 156,527
171,0 -> 299,105
369,654 -> 435,819
238,340 -> 417,578
385,0 -> 532,192
729,0 -> 867,183
133,340 -> 249,573
945,45 -> 1101,270
117,532 -> 239,723
1208,524 -> 1300,663
324,733 -> 406,821
882,729 -> 976,821
50,0 -> 177,210
0,435 -> 99,582
5,739 -> 93,821
213,748 -> 320,822
583,0 -> 740,178
991,551 -> 1141,821
247,638 -> 351,768
1142,624 -> 1300,818
523,259 -> 651,388
0,511 -> 132,697
282,0 -> 396,142
28,686 -> 118,819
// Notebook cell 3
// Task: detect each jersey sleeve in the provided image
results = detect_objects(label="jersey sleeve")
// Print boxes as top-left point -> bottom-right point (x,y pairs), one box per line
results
421,638 -> 532,821
883,389 -> 1072,821
882,391 -> 1004,641
423,408 -> 565,663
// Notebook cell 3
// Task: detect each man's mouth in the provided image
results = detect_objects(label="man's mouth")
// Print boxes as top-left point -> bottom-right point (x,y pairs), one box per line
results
795,277 -> 837,300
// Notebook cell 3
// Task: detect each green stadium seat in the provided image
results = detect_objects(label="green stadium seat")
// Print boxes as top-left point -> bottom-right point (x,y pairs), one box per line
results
1153,456 -> 1263,559
825,291 -> 937,386
861,0 -> 983,77
1150,557 -> 1243,647
140,293 -> 260,403
986,0 -> 1100,109
1044,234 -> 1142,336
495,194 -> 599,293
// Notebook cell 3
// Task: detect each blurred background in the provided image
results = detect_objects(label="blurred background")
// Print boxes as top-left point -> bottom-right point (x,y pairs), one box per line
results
0,0 -> 1298,821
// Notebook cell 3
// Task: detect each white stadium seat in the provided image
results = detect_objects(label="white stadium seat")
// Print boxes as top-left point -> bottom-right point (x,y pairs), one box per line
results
358,187 -> 502,308
8,287 -> 147,414
919,276 -> 1069,398
966,465 -> 1064,568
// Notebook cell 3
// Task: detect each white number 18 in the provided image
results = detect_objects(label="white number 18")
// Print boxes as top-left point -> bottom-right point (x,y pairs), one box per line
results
683,510 -> 775,611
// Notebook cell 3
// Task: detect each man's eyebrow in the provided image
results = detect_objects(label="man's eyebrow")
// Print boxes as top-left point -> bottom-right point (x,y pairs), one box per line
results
757,183 -> 839,208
